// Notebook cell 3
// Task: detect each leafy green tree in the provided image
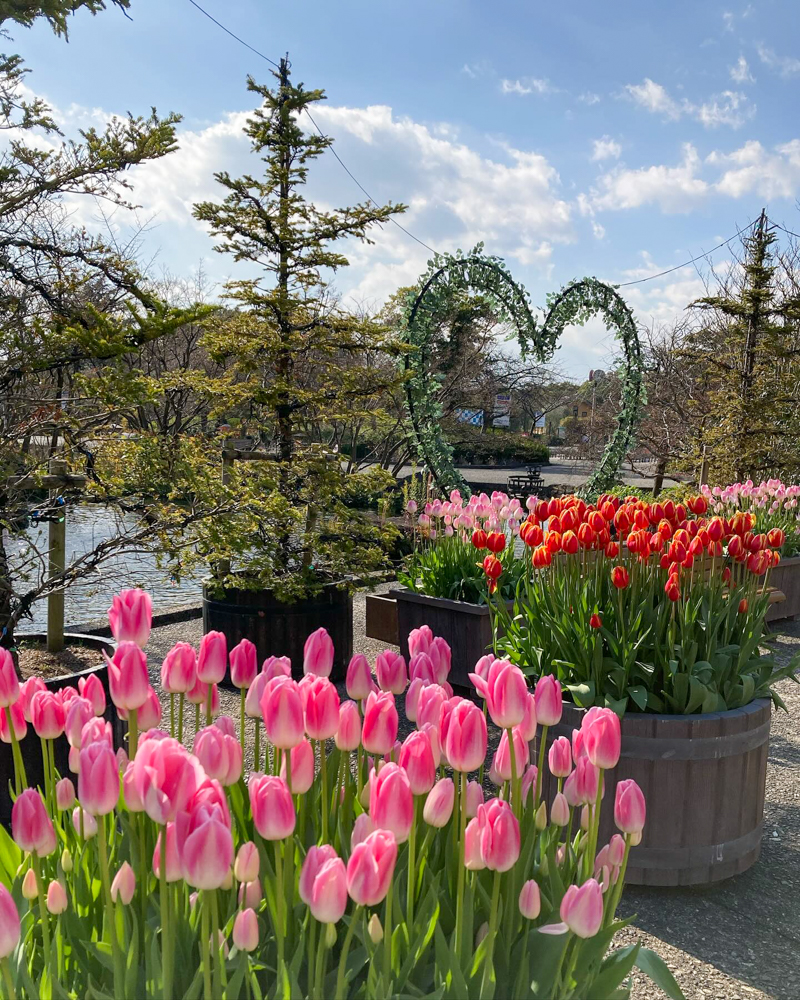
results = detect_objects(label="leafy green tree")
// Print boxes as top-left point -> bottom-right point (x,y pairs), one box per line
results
0,0 -> 129,35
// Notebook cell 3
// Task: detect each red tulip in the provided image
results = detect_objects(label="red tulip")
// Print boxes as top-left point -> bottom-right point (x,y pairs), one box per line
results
12,789 -> 56,857
486,531 -> 506,554
589,612 -> 602,630
230,638 -> 258,689
767,527 -> 785,548
610,565 -> 630,590
361,690 -> 398,756
346,829 -> 397,906
108,589 -> 152,648
561,530 -> 579,555
483,554 -> 502,580
197,631 -> 227,685
248,774 -> 295,840
738,598 -> 748,613
471,528 -> 488,549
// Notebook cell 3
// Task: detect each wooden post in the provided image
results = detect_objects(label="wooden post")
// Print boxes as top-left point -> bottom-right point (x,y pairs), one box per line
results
698,445 -> 708,489
47,458 -> 67,653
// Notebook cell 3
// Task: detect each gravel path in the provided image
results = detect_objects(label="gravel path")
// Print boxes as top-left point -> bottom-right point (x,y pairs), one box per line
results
143,598 -> 800,1000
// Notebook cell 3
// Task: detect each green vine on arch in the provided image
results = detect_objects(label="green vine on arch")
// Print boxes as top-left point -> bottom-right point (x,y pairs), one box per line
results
400,245 -> 646,498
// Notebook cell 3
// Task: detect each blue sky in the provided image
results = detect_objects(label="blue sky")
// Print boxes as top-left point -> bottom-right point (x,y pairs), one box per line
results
11,0 -> 800,376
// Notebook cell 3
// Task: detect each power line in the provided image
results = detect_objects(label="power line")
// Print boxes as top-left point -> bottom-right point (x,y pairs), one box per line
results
186,0 -> 280,69
770,220 -> 800,242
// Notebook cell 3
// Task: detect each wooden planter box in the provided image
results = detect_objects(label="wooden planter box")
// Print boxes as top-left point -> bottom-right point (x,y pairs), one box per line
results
536,698 -> 771,886
766,555 -> 800,621
1,633 -> 123,829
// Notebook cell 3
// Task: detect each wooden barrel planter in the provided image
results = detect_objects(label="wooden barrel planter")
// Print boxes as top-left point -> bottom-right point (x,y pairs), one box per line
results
1,633 -> 123,829
203,580 -> 353,685
536,699 -> 771,886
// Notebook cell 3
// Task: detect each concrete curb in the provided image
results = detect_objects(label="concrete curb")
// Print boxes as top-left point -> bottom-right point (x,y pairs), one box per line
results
70,602 -> 204,638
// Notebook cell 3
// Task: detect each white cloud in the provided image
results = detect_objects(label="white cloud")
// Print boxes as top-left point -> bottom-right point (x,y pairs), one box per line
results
591,136 -> 622,162
578,92 -> 602,106
730,55 -> 755,83
585,144 -> 709,213
624,78 -> 754,128
708,139 -> 800,199
722,11 -> 735,32
500,77 -> 553,96
756,44 -> 800,78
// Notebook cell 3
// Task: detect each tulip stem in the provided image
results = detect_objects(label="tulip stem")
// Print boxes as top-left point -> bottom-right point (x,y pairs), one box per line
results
453,770 -> 468,962
97,818 -> 125,997
1,958 -> 16,1000
535,724 -> 548,808
160,829 -> 173,1000
200,892 -> 212,1000
356,744 -> 363,798
178,694 -> 185,746
206,686 -> 213,726
319,741 -> 329,843
274,842 -> 286,984
406,798 -> 418,926
129,708 -> 139,760
5,707 -> 26,792
240,688 -> 246,752
383,876 -> 393,989
195,703 -> 200,737
254,723 -> 260,775
31,855 -> 55,985
211,888 -> 226,995
307,913 -> 317,999
586,773 -> 604,881
480,869 -> 502,999
604,834 -> 632,926
335,907 -> 360,1000
170,693 -> 175,738
314,920 -> 327,999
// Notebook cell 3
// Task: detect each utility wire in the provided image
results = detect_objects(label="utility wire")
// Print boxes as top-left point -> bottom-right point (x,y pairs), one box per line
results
186,0 -> 280,69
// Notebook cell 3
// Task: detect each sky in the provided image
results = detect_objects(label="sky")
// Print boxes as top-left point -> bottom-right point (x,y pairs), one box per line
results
9,0 -> 800,377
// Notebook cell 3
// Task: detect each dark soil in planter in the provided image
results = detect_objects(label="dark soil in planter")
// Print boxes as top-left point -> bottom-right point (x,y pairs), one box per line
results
16,640 -> 104,679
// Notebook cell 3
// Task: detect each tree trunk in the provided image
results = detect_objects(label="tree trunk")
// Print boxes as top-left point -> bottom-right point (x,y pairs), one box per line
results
652,457 -> 667,498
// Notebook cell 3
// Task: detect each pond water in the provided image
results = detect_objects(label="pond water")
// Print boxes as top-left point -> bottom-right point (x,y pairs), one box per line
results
11,505 -> 203,630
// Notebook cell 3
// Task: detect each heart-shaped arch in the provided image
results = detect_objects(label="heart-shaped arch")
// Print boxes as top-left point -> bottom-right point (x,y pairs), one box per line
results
400,246 -> 646,497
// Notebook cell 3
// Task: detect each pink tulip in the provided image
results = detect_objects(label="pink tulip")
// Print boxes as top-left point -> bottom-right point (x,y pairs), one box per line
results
111,862 -> 136,905
176,801 -> 234,890
191,777 -> 232,828
64,697 -> 93,748
230,639 -> 258,689
416,684 -> 446,730
238,879 -> 263,910
534,675 -> 563,726
72,806 -> 98,839
398,729 -> 436,795
428,637 -> 451,684
12,789 -> 56,857
59,685 -> 79,708
0,648 -> 20,708
300,847 -> 347,923
197,631 -> 227,685
303,628 -> 334,678
463,818 -> 486,870
260,677 -> 304,749
153,823 -> 182,882
56,777 -> 76,811
299,675 -> 340,740
346,829 -> 397,906
30,689 -> 65,738
407,625 -> 433,657
551,792 -> 570,826
548,736 -> 573,778
408,652 -> 436,685
519,879 -> 541,919
477,798 -> 520,871
80,716 -> 112,749
361,690 -> 398,756
245,673 -> 269,719
279,738 -> 315,794
608,834 -> 626,867
131,736 -> 204,825
375,650 -> 407,695
108,589 -> 152,648
469,658 -> 527,729
0,883 -> 20,959
78,740 -> 119,816
560,879 -> 604,938
18,676 -> 46,721
262,655 -> 292,681
160,643 -> 197,695
522,765 -> 538,806
233,908 -> 259,952
519,693 -> 537,741
77,673 -> 106,716
423,777 -> 454,827
234,841 -> 260,883
0,700 -> 26,743
105,642 -> 149,712
132,686 -> 162,731
444,700 -> 487,773
248,774 -> 295,840
345,654 -> 374,700
471,655 -> 493,688
493,727 -> 528,782
214,715 -> 236,738
614,778 -> 646,834
194,725 -> 242,787
466,780 -> 484,818
351,812 -> 375,849
369,762 -> 413,843
46,879 -> 68,915
582,707 -> 621,770
335,701 -> 361,751
574,757 -> 600,805
404,678 -> 428,723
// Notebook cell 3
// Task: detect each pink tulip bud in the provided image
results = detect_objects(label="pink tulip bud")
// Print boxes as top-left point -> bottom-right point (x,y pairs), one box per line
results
345,654 -> 374,701
0,884 -> 20,959
234,841 -> 260,883
46,879 -> 67,915
76,674 -> 105,716
548,736 -> 573,778
105,642 -> 149,712
233,908 -> 259,952
493,727 -> 528,782
108,589 -> 152,648
160,643 -> 197,695
614,778 -> 646,834
261,655 -> 292,681
560,879 -> 604,938
471,655 -> 493,689
238,879 -> 263,909
416,684 -> 446,730
175,800 -> 234,890
111,862 -> 136,905
465,780 -> 484,818
346,829 -> 397,906
260,677 -> 304,749
404,678 -> 428,723
407,626 -> 433,657
303,628 -> 334,678
197,632 -> 227,685
22,868 -> 38,899
444,700 -> 487,773
369,762 -> 413,844
375,650 -> 407,695
582,707 -> 621,770
133,686 -> 162,731
300,847 -> 348,923
229,638 -> 258,689
248,774 -> 295,840
521,764 -> 538,806
534,675 -> 563,727
214,715 -> 236,738
245,673 -> 269,719
469,659 -> 527,729
563,770 -> 581,808
580,805 -> 591,830
18,676 -> 46,721
478,798 -> 520,872
351,812 -> 375,849
608,833 -> 626,867
72,807 -> 98,839
518,693 -> 537,742
12,789 -> 56,856
56,777 -> 76,811
361,690 -> 398,756
575,757 -> 600,805
423,777 -> 454,828
428,637 -> 451,684
551,792 -> 569,827
30,689 -> 65,739
194,725 -> 242,787
279,738 -> 315,793
464,817 -> 485,870
519,879 -> 541,919
64,697 -> 93,748
398,729 -> 436,795
408,652 -> 436,685
131,736 -> 204,825
475,922 -> 489,947
79,740 -> 120,816
0,648 -> 20,708
0,700 -> 26,743
335,701 -> 361,751
299,675 -> 340,740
